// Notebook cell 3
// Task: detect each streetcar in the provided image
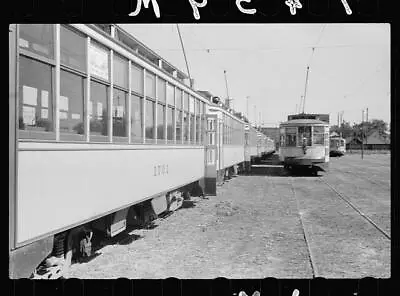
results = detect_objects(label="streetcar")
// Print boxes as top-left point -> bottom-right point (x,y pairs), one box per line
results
9,24 -> 274,279
279,116 -> 330,174
330,136 -> 346,157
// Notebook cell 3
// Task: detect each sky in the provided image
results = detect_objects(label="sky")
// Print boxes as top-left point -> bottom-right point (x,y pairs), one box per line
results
119,23 -> 390,128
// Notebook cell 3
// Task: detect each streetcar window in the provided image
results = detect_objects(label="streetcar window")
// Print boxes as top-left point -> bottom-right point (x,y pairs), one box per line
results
176,110 -> 182,142
145,99 -> 155,140
183,112 -> 189,142
167,106 -> 174,141
157,77 -> 166,104
130,94 -> 143,143
195,99 -> 200,116
341,139 -> 345,146
146,73 -> 156,99
157,103 -> 165,140
19,24 -> 54,59
89,42 -> 109,81
112,88 -> 128,141
200,113 -> 205,144
59,70 -> 85,141
60,25 -> 86,73
18,56 -> 54,139
312,126 -> 324,145
113,54 -> 128,89
89,81 -> 109,141
189,96 -> 195,114
131,63 -> 143,95
285,127 -> 297,147
176,89 -> 183,110
209,132 -> 215,145
196,113 -> 201,144
184,92 -> 189,112
298,126 -> 312,146
166,83 -> 174,106
190,114 -> 195,143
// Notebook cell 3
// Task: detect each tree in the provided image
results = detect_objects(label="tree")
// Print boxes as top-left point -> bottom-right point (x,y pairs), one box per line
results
330,120 -> 353,138
353,119 -> 388,137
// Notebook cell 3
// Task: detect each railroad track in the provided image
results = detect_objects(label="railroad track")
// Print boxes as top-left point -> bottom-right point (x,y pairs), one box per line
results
318,177 -> 391,240
288,177 -> 319,278
289,175 -> 390,278
329,167 -> 390,189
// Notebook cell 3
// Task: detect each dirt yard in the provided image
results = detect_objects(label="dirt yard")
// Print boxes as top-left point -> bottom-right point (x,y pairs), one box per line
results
67,153 -> 390,279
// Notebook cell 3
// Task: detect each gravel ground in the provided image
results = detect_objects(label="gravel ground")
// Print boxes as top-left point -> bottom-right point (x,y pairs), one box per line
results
66,153 -> 390,279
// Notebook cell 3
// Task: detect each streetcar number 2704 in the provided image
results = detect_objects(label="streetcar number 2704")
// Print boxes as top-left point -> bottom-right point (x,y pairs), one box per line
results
154,164 -> 169,176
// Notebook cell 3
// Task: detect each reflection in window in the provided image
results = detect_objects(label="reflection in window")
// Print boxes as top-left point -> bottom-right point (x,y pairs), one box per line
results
157,103 -> 165,140
176,110 -> 182,142
60,70 -> 85,140
167,107 -> 174,141
89,42 -> 109,81
298,126 -> 312,146
60,25 -> 86,72
131,95 -> 143,142
18,56 -> 54,137
145,100 -> 155,139
19,24 -> 54,59
131,64 -> 143,94
90,81 -> 108,140
112,89 -> 127,140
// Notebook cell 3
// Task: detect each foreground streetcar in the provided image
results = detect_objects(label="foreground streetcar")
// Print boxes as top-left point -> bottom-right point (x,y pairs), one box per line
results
9,24 -> 274,279
279,117 -> 330,174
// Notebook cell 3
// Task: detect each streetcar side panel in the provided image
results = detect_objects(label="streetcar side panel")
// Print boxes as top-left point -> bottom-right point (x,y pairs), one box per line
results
16,144 -> 205,245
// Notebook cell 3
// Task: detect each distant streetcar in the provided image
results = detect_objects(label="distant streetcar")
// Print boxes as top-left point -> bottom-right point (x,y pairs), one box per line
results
330,136 -> 346,156
279,116 -> 330,175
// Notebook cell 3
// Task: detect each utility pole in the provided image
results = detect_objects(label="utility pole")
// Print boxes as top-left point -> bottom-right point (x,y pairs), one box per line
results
366,107 -> 368,145
361,109 -> 364,159
246,96 -> 250,120
253,105 -> 256,126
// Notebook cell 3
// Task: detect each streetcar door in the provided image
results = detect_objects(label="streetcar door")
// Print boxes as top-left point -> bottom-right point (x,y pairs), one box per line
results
9,24 -> 17,252
204,114 -> 218,195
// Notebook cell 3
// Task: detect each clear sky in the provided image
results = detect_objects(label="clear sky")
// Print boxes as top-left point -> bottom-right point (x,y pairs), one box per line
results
119,23 -> 390,128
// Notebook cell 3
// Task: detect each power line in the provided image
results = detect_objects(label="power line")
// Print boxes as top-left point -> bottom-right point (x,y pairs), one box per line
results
151,43 -> 385,52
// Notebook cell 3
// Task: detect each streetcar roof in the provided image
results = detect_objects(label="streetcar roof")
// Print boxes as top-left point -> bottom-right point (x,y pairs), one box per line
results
280,119 -> 327,126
